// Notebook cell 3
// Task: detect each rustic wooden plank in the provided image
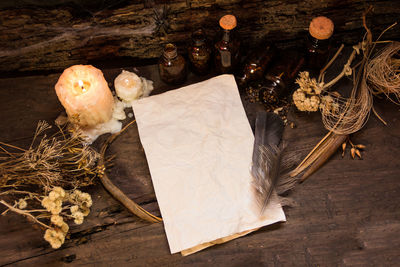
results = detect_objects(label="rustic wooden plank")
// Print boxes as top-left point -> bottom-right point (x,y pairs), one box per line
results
0,0 -> 399,73
0,66 -> 399,266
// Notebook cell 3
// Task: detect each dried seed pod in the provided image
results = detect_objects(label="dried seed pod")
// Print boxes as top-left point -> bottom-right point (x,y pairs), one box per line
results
341,142 -> 347,157
356,144 -> 366,150
355,149 -> 362,159
351,147 -> 356,159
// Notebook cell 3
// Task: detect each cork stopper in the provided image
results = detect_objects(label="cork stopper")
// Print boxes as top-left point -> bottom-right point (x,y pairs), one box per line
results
309,16 -> 334,40
163,43 -> 178,59
219,15 -> 237,30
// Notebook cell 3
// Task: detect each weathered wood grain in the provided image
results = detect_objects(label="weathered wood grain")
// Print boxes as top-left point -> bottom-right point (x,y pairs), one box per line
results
0,65 -> 399,266
0,0 -> 399,73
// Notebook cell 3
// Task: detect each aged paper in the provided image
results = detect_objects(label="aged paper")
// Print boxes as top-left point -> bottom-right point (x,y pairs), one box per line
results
132,75 -> 285,254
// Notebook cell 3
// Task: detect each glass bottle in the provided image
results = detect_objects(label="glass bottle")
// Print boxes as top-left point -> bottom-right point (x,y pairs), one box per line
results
188,28 -> 211,75
306,16 -> 334,71
214,14 -> 240,74
259,50 -> 305,106
237,43 -> 277,87
158,43 -> 187,85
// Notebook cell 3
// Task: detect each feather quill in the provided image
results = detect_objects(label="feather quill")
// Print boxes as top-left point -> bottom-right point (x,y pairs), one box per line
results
251,111 -> 298,214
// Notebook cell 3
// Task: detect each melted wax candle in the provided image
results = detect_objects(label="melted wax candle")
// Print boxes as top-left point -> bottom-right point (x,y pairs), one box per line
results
114,70 -> 143,102
55,65 -> 114,127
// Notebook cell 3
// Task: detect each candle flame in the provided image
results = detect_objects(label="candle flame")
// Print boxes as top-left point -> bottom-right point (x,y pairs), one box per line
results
78,80 -> 86,92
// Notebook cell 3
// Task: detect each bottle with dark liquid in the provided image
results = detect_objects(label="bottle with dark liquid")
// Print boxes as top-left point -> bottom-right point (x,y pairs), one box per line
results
260,50 -> 305,105
245,50 -> 305,106
188,28 -> 212,75
306,16 -> 334,71
214,15 -> 240,74
158,43 -> 187,85
237,43 -> 277,87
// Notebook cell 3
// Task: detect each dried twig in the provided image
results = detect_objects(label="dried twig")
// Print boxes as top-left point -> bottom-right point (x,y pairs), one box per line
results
98,120 -> 162,223
0,200 -> 51,229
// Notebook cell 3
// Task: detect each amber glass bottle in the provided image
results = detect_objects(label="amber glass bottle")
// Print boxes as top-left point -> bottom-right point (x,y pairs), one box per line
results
306,16 -> 334,70
237,43 -> 277,87
259,50 -> 305,106
158,43 -> 187,85
214,15 -> 240,74
188,28 -> 211,75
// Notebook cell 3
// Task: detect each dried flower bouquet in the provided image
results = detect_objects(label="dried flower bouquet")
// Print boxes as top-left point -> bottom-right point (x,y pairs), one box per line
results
0,121 -> 101,248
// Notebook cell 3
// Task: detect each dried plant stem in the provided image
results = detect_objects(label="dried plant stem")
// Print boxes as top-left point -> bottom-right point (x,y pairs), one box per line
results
0,200 -> 51,229
98,120 -> 162,223
324,47 -> 358,89
300,134 -> 347,182
319,44 -> 345,83
372,106 -> 388,125
0,190 -> 40,196
290,131 -> 332,177
0,141 -> 26,152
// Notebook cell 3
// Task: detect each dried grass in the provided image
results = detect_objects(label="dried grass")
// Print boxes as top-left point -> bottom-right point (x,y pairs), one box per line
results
366,41 -> 400,104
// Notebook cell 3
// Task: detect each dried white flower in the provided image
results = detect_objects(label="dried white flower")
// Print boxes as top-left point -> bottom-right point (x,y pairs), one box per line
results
49,187 -> 66,201
41,196 -> 62,215
60,222 -> 69,234
70,205 -> 79,214
72,211 -> 84,225
293,71 -> 325,112
44,228 -> 65,249
50,215 -> 64,227
17,199 -> 27,209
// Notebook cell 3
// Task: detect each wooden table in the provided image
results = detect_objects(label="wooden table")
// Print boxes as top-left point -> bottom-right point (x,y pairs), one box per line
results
0,65 -> 399,266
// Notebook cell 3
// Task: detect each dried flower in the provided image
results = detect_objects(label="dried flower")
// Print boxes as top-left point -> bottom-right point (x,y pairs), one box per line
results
293,90 -> 320,112
60,222 -> 69,234
17,199 -> 27,209
0,121 -> 99,250
72,211 -> 84,225
41,195 -> 63,214
50,215 -> 64,227
320,95 -> 339,114
293,72 -> 324,112
295,72 -> 323,95
49,187 -> 65,201
70,205 -> 79,214
44,228 -> 65,249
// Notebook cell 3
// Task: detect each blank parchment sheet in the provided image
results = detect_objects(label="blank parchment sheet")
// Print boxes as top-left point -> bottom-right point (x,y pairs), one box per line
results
132,74 -> 286,254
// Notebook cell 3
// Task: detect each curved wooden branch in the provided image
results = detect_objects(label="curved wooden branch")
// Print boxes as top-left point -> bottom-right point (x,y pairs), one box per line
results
98,120 -> 162,223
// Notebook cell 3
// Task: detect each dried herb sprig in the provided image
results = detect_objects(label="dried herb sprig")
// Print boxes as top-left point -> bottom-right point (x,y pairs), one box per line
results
0,121 -> 99,192
0,121 -> 101,248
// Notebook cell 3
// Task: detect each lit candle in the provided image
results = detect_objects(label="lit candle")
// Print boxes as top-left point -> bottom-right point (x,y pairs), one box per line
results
55,65 -> 114,127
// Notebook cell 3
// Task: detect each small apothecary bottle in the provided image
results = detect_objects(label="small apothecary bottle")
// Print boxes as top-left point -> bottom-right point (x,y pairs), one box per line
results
259,50 -> 305,106
158,43 -> 187,85
214,14 -> 240,74
237,43 -> 276,87
188,28 -> 211,75
306,16 -> 334,71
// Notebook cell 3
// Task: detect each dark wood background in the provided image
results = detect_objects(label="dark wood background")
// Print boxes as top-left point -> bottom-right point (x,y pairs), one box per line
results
1,0 -> 400,265
1,0 -> 400,74
0,64 -> 399,266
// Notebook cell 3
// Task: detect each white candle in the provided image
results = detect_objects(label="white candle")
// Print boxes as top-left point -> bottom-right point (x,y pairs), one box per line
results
114,70 -> 143,102
55,65 -> 114,127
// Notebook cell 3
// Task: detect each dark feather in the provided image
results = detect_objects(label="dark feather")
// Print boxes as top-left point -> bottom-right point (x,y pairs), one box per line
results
251,111 -> 298,214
